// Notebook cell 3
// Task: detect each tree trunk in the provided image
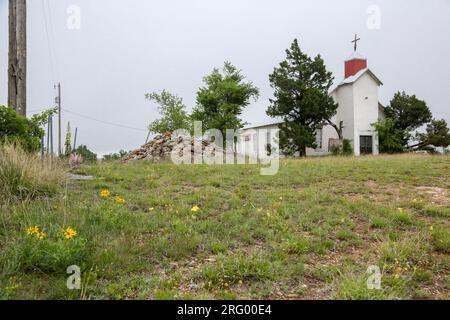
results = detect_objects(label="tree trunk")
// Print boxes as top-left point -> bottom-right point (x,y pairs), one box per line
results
298,146 -> 307,157
327,120 -> 344,140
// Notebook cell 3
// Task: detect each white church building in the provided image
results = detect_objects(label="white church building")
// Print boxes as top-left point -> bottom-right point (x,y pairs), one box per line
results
238,50 -> 386,156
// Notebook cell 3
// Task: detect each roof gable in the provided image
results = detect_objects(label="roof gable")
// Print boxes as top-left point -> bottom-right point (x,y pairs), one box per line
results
330,68 -> 383,94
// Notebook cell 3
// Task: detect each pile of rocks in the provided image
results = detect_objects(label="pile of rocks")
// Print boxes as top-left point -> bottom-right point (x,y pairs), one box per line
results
123,132 -> 227,162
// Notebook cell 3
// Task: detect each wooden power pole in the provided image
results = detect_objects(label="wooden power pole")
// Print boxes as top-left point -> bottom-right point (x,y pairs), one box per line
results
56,83 -> 62,155
8,0 -> 27,116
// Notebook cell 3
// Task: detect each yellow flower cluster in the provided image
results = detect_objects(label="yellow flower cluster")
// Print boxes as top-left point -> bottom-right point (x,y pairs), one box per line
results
191,206 -> 200,213
27,226 -> 79,240
100,189 -> 111,198
99,189 -> 126,205
114,196 -> 126,204
26,226 -> 46,240
64,227 -> 78,240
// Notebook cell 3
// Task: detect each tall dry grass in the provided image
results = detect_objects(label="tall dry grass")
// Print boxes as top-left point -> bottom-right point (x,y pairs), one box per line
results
0,144 -> 65,204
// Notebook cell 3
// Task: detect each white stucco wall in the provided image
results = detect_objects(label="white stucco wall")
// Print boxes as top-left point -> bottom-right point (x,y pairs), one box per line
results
352,72 -> 380,155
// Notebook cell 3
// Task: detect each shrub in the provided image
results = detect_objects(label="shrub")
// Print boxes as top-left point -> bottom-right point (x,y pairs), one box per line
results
331,139 -> 353,156
0,144 -> 65,203
342,139 -> 353,155
0,106 -> 43,152
372,119 -> 409,154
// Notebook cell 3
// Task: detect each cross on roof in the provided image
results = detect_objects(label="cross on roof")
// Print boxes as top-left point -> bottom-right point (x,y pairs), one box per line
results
351,34 -> 361,52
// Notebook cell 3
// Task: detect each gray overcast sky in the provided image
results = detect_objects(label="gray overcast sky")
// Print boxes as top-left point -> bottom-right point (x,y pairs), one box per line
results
1,0 -> 449,155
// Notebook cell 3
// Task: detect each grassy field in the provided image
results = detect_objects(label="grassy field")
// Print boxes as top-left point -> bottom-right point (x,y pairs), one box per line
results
0,154 -> 449,300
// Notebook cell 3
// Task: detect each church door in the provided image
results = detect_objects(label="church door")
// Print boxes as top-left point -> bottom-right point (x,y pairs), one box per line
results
360,136 -> 373,155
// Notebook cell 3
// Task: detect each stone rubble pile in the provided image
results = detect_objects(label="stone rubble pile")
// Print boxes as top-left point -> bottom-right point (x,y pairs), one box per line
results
124,132 -> 230,162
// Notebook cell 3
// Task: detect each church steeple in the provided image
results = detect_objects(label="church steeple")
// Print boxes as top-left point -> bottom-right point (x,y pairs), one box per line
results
345,35 -> 367,78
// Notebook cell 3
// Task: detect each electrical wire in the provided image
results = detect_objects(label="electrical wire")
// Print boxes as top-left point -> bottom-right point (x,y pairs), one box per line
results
62,108 -> 148,132
41,0 -> 57,84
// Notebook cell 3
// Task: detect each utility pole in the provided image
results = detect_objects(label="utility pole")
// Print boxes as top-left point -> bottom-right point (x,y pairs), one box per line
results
73,127 -> 78,151
8,0 -> 27,116
46,116 -> 50,156
56,83 -> 62,156
50,116 -> 54,156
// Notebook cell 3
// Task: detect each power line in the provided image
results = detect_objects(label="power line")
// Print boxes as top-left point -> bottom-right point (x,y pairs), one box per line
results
41,0 -> 57,83
62,108 -> 148,132
45,0 -> 59,79
28,107 -> 148,132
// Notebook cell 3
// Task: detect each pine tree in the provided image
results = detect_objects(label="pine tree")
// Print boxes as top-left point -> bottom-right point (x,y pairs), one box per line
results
267,39 -> 338,156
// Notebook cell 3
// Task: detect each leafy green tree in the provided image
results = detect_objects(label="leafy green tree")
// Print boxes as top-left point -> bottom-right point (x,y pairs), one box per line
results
373,118 -> 410,153
191,62 -> 259,137
414,119 -> 450,150
145,90 -> 191,134
30,107 -> 58,129
375,92 -> 433,153
385,92 -> 432,132
267,39 -> 338,156
0,106 -> 56,152
73,145 -> 97,162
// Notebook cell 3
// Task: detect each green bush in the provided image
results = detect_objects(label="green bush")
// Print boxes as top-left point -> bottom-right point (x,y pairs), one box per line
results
342,139 -> 353,155
0,144 -> 65,203
0,106 -> 43,152
372,119 -> 408,154
331,139 -> 353,156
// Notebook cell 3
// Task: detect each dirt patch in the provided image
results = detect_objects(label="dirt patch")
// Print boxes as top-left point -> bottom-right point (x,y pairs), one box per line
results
415,186 -> 450,206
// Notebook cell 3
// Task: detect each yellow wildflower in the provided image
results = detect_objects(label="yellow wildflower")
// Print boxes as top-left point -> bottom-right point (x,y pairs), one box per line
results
429,226 -> 434,231
257,208 -> 262,212
36,231 -> 46,240
64,227 -> 78,240
26,226 -> 39,236
149,207 -> 155,212
100,189 -> 111,198
191,206 -> 200,212
398,208 -> 403,212
114,196 -> 126,204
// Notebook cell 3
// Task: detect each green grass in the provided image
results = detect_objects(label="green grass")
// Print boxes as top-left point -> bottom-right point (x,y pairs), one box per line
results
0,154 -> 449,300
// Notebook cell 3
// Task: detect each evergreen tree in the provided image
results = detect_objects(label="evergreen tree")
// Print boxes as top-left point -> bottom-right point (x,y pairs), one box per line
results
414,119 -> 450,150
267,39 -> 338,156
